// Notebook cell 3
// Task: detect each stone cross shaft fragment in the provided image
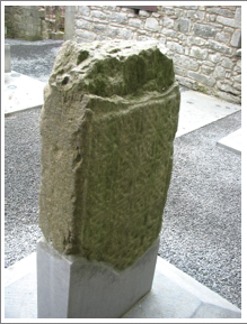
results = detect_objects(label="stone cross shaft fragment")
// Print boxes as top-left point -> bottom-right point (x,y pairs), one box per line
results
39,40 -> 180,270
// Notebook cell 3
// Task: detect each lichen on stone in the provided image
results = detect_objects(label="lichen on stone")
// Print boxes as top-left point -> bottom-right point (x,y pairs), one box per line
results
49,40 -> 174,97
39,40 -> 180,270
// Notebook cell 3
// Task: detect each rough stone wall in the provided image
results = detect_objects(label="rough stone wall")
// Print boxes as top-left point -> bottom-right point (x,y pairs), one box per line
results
5,6 -> 65,40
69,5 -> 241,103
5,6 -> 46,40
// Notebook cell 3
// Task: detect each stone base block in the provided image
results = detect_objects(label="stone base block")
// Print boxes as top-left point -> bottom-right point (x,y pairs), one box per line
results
37,237 -> 159,318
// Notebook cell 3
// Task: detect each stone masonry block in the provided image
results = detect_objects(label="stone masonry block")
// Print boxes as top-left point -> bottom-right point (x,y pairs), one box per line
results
75,19 -> 91,30
117,28 -> 133,39
187,71 -> 216,87
161,28 -> 177,38
105,26 -> 133,40
207,40 -> 232,55
110,12 -> 128,23
174,54 -> 199,71
186,10 -> 205,20
216,16 -> 236,28
175,18 -> 190,33
39,40 -> 180,271
145,17 -> 159,31
215,31 -> 231,44
190,46 -> 208,60
139,10 -> 150,18
233,82 -> 241,92
209,53 -> 221,64
213,65 -> 226,79
230,29 -> 241,47
129,18 -> 142,28
194,23 -> 217,38
234,8 -> 241,27
221,57 -> 234,69
217,80 -> 240,95
77,6 -> 90,17
206,7 -> 222,15
161,17 -> 174,28
167,41 -> 184,54
91,10 -> 107,20
76,30 -> 97,41
186,36 -> 206,47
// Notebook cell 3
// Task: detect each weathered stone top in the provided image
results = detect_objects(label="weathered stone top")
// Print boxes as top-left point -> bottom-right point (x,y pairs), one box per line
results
48,40 -> 174,98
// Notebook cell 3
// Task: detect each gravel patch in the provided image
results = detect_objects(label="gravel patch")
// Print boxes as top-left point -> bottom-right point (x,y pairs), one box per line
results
5,109 -> 42,267
5,40 -> 62,266
6,39 -> 63,82
159,111 -> 241,309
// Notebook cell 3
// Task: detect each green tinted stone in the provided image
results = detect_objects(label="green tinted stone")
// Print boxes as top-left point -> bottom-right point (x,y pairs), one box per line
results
39,40 -> 180,270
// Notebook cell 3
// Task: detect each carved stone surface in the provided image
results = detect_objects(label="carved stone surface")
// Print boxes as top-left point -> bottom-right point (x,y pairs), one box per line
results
39,40 -> 180,270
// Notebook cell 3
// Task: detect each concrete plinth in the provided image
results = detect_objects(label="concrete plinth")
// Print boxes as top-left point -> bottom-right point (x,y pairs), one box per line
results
5,44 -> 11,72
37,237 -> 159,318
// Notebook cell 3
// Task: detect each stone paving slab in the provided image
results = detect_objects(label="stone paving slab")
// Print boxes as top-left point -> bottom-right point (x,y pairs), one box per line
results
4,253 -> 241,319
124,257 -> 241,318
176,89 -> 240,137
4,71 -> 45,115
217,128 -> 242,155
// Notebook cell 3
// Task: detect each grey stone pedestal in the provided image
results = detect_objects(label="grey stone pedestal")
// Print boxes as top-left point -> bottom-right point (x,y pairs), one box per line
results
37,237 -> 159,318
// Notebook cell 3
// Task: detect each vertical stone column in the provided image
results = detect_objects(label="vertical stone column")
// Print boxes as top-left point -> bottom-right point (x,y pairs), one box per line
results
64,6 -> 75,40
5,44 -> 11,73
37,40 -> 180,318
